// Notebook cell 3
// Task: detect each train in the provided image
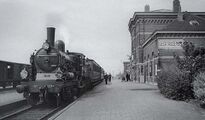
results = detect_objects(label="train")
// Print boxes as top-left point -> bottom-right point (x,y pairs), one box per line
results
0,60 -> 29,88
16,27 -> 104,106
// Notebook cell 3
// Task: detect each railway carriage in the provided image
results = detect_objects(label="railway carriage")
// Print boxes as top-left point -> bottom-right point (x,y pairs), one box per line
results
86,59 -> 104,86
0,61 -> 29,88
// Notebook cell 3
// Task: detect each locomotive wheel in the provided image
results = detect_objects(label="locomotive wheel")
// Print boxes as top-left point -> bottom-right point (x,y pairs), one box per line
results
27,94 -> 39,106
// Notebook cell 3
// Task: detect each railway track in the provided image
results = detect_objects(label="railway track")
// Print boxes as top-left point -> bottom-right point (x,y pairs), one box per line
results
0,100 -> 27,119
1,104 -> 66,120
0,82 -> 100,120
0,90 -> 86,120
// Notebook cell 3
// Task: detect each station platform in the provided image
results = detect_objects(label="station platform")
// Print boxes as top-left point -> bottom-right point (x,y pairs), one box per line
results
50,79 -> 205,120
0,89 -> 24,106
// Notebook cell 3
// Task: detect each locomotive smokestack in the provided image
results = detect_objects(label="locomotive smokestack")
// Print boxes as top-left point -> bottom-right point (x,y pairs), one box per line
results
47,27 -> 55,47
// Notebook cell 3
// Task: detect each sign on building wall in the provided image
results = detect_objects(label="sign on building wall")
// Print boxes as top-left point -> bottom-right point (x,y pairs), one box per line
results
158,39 -> 184,49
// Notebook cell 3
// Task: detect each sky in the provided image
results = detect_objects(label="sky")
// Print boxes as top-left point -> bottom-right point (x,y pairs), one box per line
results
0,0 -> 205,75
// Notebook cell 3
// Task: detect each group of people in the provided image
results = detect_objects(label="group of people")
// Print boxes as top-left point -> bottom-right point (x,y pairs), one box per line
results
121,73 -> 131,82
104,74 -> 112,84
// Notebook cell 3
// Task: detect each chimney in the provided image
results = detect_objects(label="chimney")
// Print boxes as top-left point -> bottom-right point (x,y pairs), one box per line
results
173,0 -> 181,13
177,12 -> 184,21
144,5 -> 150,12
47,27 -> 55,47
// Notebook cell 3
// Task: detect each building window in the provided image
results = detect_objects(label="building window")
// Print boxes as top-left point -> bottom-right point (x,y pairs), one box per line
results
155,64 -> 158,76
150,61 -> 152,76
141,65 -> 144,75
152,52 -> 154,58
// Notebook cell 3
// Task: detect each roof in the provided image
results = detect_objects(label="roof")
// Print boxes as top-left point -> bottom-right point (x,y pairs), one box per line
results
86,58 -> 102,68
151,9 -> 172,12
161,13 -> 205,31
142,13 -> 205,47
128,12 -> 178,30
123,61 -> 130,64
68,52 -> 85,56
128,12 -> 205,32
0,60 -> 29,65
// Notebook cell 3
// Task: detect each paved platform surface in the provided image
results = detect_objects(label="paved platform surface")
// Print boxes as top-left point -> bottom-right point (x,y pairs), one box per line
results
51,79 -> 205,120
0,89 -> 24,106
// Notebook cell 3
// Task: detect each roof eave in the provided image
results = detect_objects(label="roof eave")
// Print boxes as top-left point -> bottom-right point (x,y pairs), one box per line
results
142,31 -> 205,47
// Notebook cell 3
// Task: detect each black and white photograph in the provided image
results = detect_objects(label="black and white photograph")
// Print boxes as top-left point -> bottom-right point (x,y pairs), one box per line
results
0,0 -> 205,120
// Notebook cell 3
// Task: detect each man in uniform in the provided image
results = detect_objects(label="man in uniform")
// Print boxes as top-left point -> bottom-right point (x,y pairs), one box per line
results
104,74 -> 108,84
108,74 -> 111,83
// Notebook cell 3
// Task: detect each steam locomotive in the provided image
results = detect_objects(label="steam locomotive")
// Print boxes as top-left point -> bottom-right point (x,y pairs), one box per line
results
16,27 -> 104,106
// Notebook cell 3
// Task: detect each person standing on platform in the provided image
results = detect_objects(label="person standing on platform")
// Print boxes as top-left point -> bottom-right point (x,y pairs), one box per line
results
104,74 -> 108,85
126,73 -> 130,82
108,74 -> 111,83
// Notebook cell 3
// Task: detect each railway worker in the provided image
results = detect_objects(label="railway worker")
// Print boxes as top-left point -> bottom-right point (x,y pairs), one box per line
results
104,74 -> 108,85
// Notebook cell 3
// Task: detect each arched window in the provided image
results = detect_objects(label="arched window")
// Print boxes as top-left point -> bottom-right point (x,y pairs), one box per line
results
152,52 -> 154,58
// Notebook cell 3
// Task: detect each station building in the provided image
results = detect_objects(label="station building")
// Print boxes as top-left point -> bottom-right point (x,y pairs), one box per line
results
128,0 -> 205,83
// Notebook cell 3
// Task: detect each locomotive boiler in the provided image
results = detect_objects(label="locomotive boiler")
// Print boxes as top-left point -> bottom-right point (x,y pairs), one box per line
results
16,27 -> 104,106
